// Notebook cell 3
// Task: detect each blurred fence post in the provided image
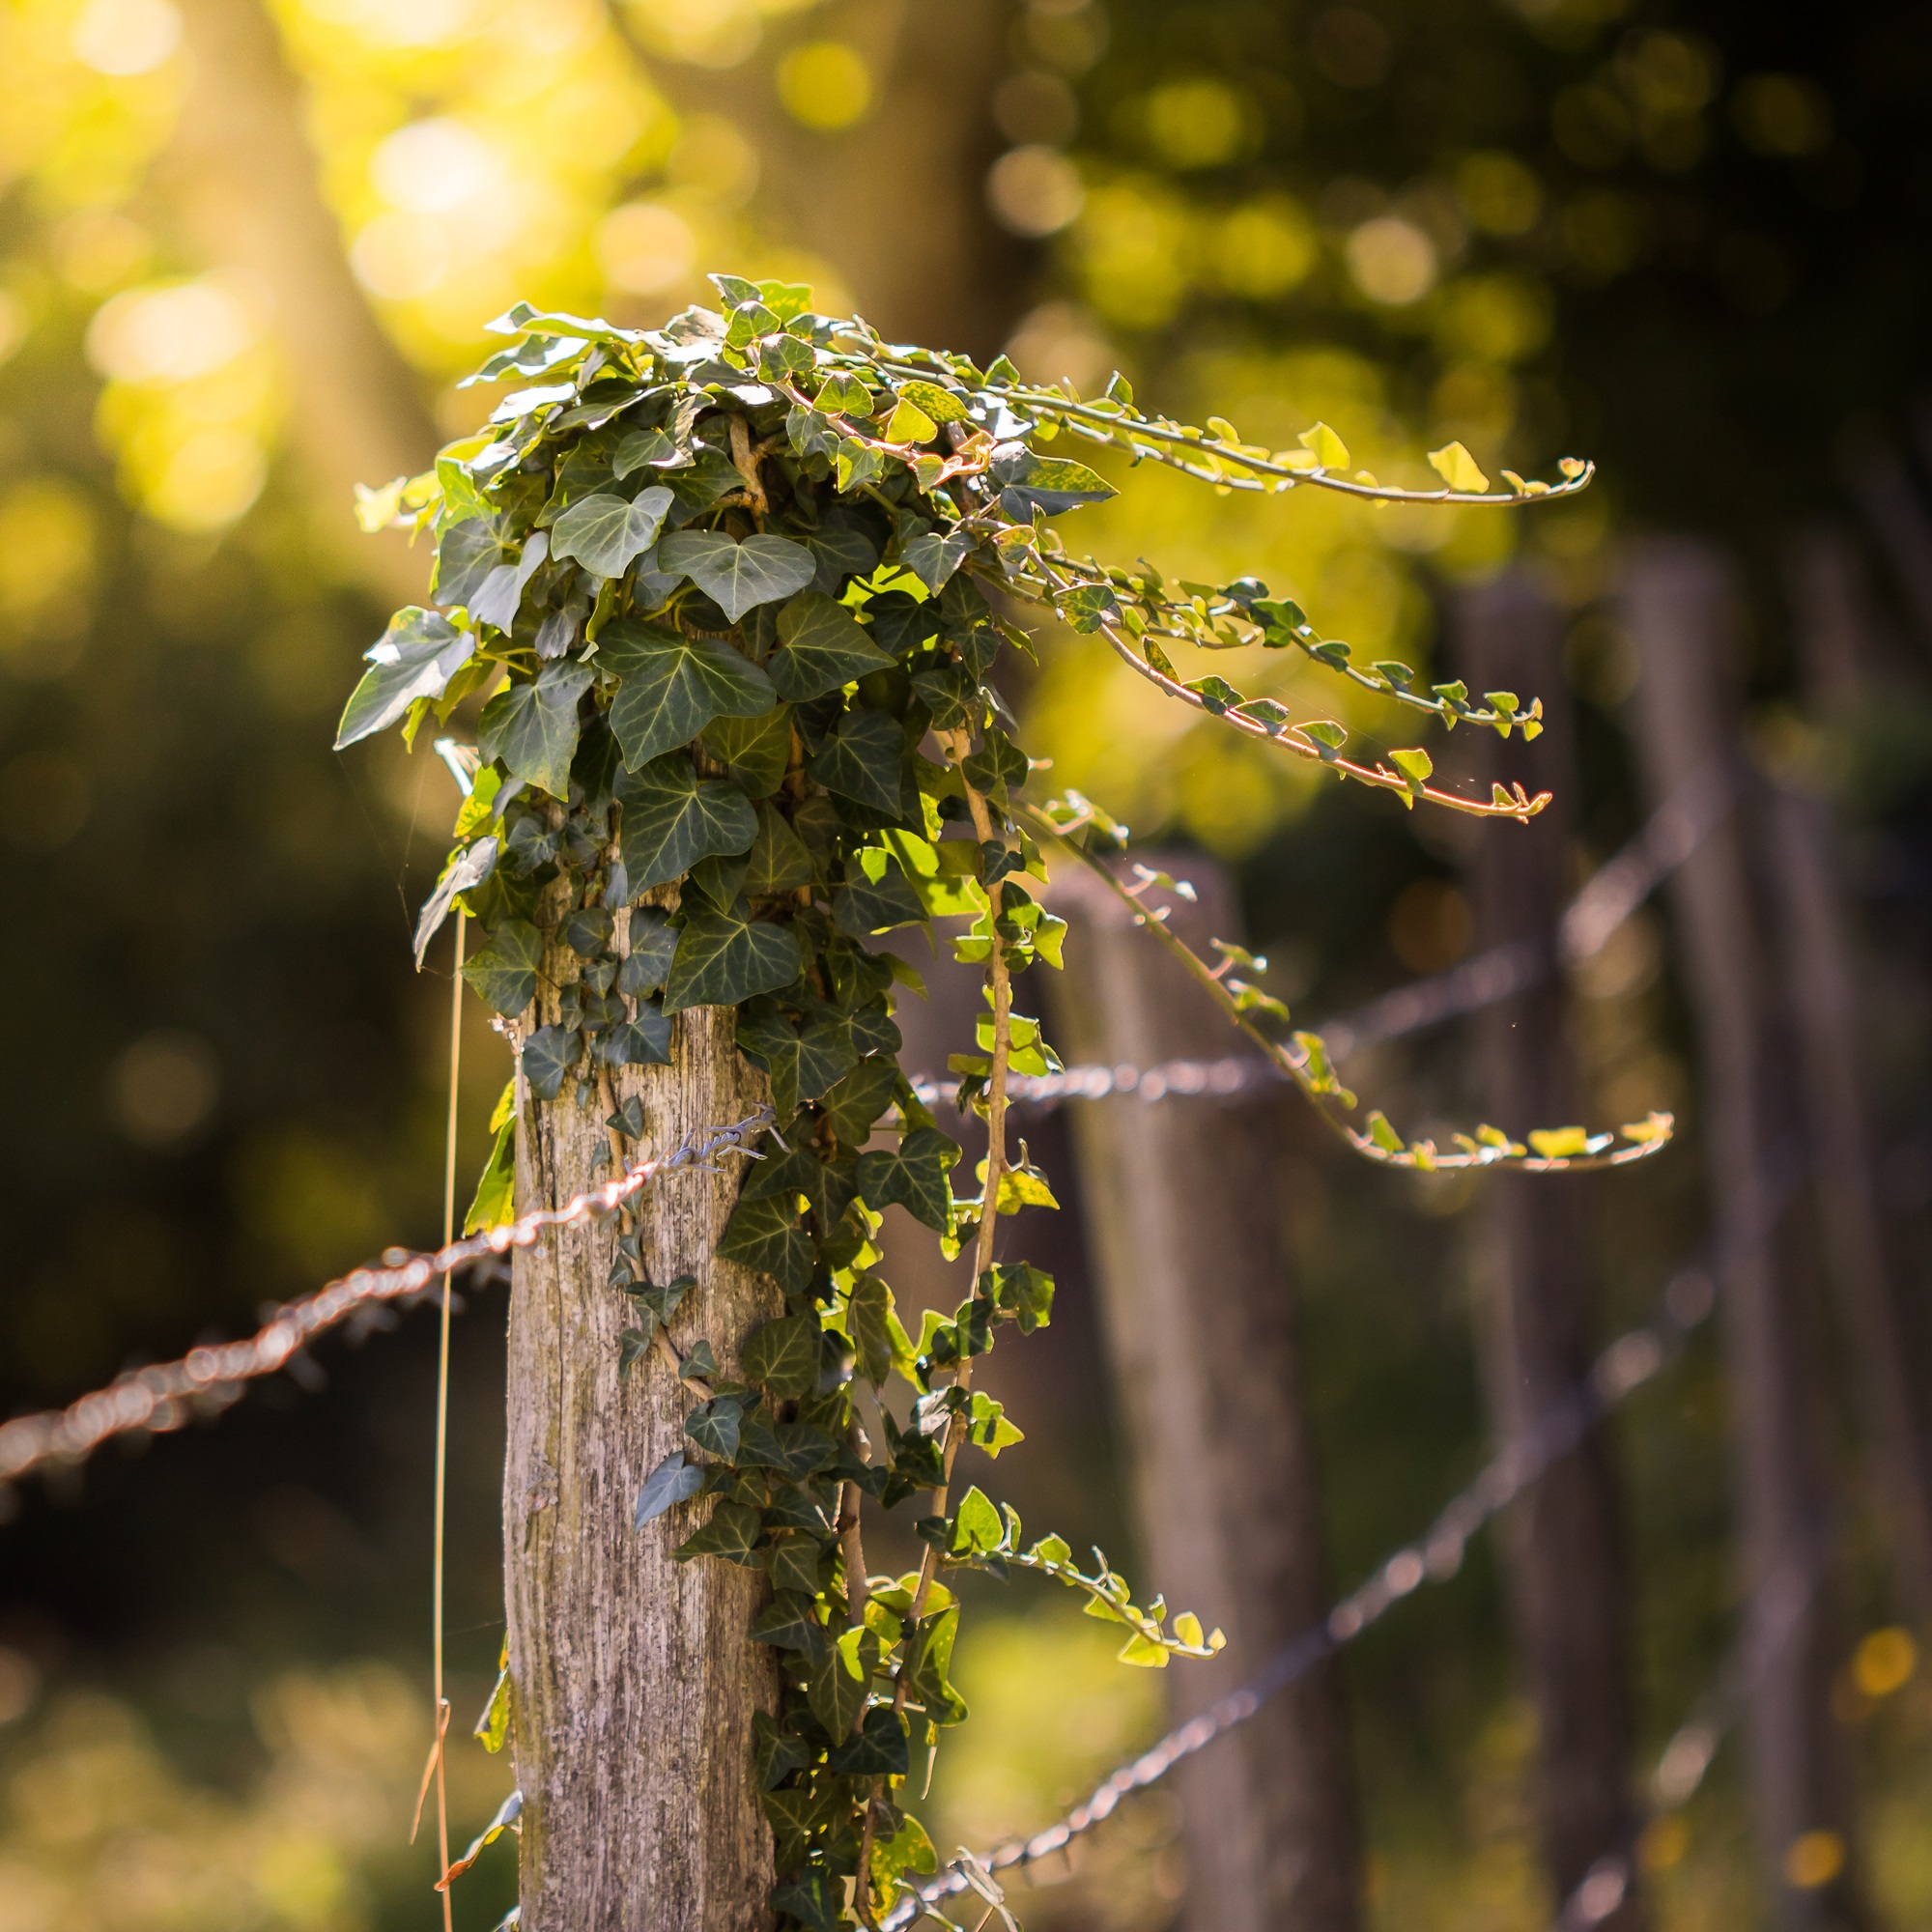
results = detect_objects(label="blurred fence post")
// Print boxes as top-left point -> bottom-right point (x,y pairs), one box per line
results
1621,538 -> 1868,1932
1452,573 -> 1645,1926
1047,856 -> 1359,1932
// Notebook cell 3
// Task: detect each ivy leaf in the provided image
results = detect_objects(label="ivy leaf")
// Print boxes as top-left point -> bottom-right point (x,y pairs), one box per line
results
413,836 -> 497,969
523,1024 -> 582,1101
594,1005 -> 673,1069
805,1624 -> 878,1737
870,1813 -> 939,1905
803,520 -> 879,593
664,898 -> 802,1012
1299,421 -> 1350,469
743,803 -> 815,897
819,1056 -> 900,1147
673,1497 -> 762,1565
614,754 -> 757,894
982,1262 -> 1055,1333
681,1338 -> 719,1379
737,1007 -> 860,1118
635,1449 -> 705,1528
718,1193 -> 815,1292
1389,748 -> 1434,791
468,530 -> 551,634
701,703 -> 792,799
810,709 -> 906,814
463,1108 -> 516,1235
753,1711 -> 811,1792
433,515 -> 514,607
949,1485 -> 1005,1556
598,618 -> 777,770
613,427 -> 691,477
834,848 -> 927,935
857,1128 -> 961,1233
477,659 -> 595,798
901,1604 -> 967,1724
848,1274 -> 913,1386
742,1311 -> 820,1398
549,486 -> 674,577
1427,440 -> 1491,494
765,1535 -> 824,1597
460,919 -> 544,1016
902,526 -> 972,591
1527,1125 -> 1591,1159
655,530 -> 816,622
767,591 -> 893,700
829,1706 -> 909,1776
472,1638 -> 511,1751
762,1786 -> 839,1870
620,910 -> 677,994
990,446 -> 1118,520
684,1395 -> 746,1463
749,1588 -> 822,1652
335,609 -> 474,750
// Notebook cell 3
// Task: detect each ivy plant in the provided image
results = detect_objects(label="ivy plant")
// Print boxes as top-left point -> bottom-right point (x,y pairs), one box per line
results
343,273 -> 1668,1929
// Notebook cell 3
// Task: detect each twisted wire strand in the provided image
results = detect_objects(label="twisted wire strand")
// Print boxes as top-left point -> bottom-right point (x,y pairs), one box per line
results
0,1109 -> 774,1487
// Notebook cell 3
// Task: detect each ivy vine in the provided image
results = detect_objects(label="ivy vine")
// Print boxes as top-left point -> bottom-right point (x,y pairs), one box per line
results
342,272 -> 1668,1929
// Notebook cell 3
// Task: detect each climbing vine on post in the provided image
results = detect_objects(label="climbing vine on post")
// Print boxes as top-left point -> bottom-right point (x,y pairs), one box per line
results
341,273 -> 1668,1929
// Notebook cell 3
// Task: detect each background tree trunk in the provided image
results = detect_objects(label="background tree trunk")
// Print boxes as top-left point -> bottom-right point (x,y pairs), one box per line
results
1451,574 -> 1645,1926
168,0 -> 440,606
504,915 -> 779,1928
1620,538 -> 1867,1932
1047,856 -> 1360,1932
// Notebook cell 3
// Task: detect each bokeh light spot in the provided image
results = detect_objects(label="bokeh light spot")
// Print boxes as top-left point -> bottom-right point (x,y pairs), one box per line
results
777,41 -> 873,131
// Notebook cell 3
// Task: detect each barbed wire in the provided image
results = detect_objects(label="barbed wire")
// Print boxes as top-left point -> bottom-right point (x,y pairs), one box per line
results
0,1110 -> 773,1490
884,1147 -> 1807,1931
906,758 -> 1735,1117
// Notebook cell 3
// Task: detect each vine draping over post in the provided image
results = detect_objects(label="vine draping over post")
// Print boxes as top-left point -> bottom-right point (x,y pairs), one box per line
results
340,273 -> 1669,1928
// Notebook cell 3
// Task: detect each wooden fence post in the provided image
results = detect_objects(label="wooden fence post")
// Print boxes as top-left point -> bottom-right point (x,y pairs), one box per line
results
1047,856 -> 1359,1932
1620,537 -> 1867,1932
503,909 -> 780,1928
1451,573 -> 1644,1925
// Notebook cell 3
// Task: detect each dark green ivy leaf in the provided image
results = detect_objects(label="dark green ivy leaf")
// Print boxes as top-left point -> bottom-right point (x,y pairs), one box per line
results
982,1261 -> 1056,1333
615,753 -> 758,893
990,446 -> 1119,520
765,1534 -> 826,1597
767,591 -> 893,700
856,1127 -> 961,1233
804,1625 -> 877,1738
459,919 -> 543,1016
749,1588 -> 822,1651
718,1193 -> 816,1293
592,1005 -> 672,1068
673,1497 -> 762,1565
962,728 -> 1030,800
819,1056 -> 900,1147
619,910 -> 677,994
737,1007 -> 860,1118
684,1395 -> 746,1463
742,1312 -> 820,1398
743,803 -> 815,896
598,618 -> 776,771
655,530 -> 816,622
664,898 -> 802,1012
701,703 -> 793,798
524,1024 -> 582,1101
834,849 -> 926,935
901,527 -> 971,591
828,1706 -> 909,1776
753,1711 -> 810,1791
809,708 -> 906,814
548,486 -> 673,577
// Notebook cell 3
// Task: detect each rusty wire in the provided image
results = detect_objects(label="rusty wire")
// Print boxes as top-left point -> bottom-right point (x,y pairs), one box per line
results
0,1109 -> 773,1489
